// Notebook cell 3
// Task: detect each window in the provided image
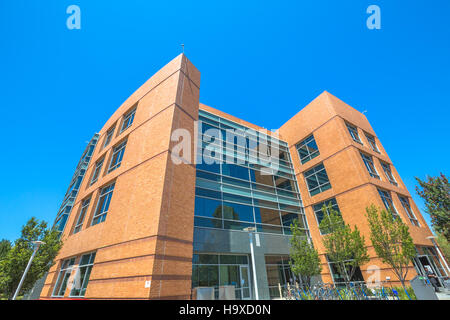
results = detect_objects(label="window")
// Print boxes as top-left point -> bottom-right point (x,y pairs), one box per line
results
296,135 -> 320,164
73,198 -> 90,234
90,158 -> 104,185
377,189 -> 400,219
327,256 -> 364,285
103,126 -> 115,148
346,123 -> 362,144
304,163 -> 331,196
313,198 -> 341,234
92,183 -> 115,225
52,258 -> 75,297
120,107 -> 136,132
399,196 -> 420,226
380,162 -> 397,186
265,255 -> 294,299
365,133 -> 379,152
108,140 -> 127,172
360,153 -> 380,179
69,252 -> 96,297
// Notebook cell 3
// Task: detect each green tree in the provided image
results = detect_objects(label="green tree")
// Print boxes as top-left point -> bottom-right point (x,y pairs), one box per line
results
289,219 -> 322,287
0,239 -> 11,260
0,217 -> 62,299
416,173 -> 450,241
366,205 -> 416,290
435,232 -> 450,264
320,205 -> 369,287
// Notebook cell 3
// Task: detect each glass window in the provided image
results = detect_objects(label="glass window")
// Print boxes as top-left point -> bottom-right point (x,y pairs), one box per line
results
52,258 -> 75,297
346,123 -> 362,144
73,198 -> 90,234
194,216 -> 223,229
249,167 -> 275,187
265,255 -> 294,299
103,126 -> 115,148
108,140 -> 127,172
360,153 -> 380,179
365,133 -> 379,152
195,197 -> 223,219
380,162 -> 397,185
120,107 -> 136,133
70,252 -> 96,297
222,164 -> 249,181
327,256 -> 365,285
399,196 -> 420,226
92,183 -> 115,225
313,198 -> 341,234
377,189 -> 400,219
296,134 -> 320,164
90,158 -> 104,185
254,206 -> 281,225
304,163 -> 331,196
222,201 -> 254,222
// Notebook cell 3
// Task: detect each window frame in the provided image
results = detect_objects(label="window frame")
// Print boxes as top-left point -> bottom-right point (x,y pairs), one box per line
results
51,258 -> 76,297
90,158 -> 104,185
69,252 -> 96,297
312,198 -> 341,235
377,189 -> 400,219
120,107 -> 136,133
91,183 -> 115,226
108,140 -> 127,173
296,134 -> 320,164
380,161 -> 398,186
360,152 -> 380,179
103,126 -> 115,149
304,163 -> 332,196
345,122 -> 362,144
73,197 -> 91,234
399,196 -> 420,227
364,132 -> 379,153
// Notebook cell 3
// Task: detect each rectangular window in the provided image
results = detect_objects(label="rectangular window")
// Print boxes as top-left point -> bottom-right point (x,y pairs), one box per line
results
313,198 -> 341,234
90,158 -> 104,185
52,258 -> 75,297
365,133 -> 379,152
380,162 -> 397,186
346,123 -> 362,144
399,196 -> 420,226
360,153 -> 380,179
327,256 -> 365,285
92,183 -> 115,225
377,189 -> 400,219
73,198 -> 91,234
120,107 -> 136,133
69,252 -> 96,297
103,126 -> 115,148
108,140 -> 127,172
296,134 -> 320,164
304,163 -> 331,196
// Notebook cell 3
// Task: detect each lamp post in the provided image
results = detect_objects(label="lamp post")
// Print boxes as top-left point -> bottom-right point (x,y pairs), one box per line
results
12,240 -> 45,300
244,227 -> 259,300
426,235 -> 450,276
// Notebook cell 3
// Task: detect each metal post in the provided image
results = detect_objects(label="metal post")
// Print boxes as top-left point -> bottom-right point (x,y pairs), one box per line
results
12,241 -> 44,300
248,231 -> 259,300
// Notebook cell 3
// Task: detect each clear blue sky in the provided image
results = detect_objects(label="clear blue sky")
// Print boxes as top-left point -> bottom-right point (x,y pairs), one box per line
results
0,0 -> 448,241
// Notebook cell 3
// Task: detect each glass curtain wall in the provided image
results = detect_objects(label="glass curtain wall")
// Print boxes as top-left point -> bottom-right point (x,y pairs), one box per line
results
194,110 -> 308,237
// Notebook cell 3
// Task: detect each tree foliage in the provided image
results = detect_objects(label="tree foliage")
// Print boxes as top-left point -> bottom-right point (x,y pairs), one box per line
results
0,217 -> 62,299
289,219 -> 322,287
0,239 -> 11,260
435,232 -> 450,264
319,205 -> 369,286
366,205 -> 416,289
416,173 -> 450,241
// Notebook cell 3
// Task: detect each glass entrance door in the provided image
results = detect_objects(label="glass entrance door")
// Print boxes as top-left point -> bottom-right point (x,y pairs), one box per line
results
240,265 -> 251,299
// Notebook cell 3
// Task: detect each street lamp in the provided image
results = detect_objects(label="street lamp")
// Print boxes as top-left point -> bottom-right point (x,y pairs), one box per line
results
12,240 -> 45,300
426,235 -> 450,276
243,227 -> 259,300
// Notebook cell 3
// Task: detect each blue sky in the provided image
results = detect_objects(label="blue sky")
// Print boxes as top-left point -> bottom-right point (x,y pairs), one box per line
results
0,0 -> 448,241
